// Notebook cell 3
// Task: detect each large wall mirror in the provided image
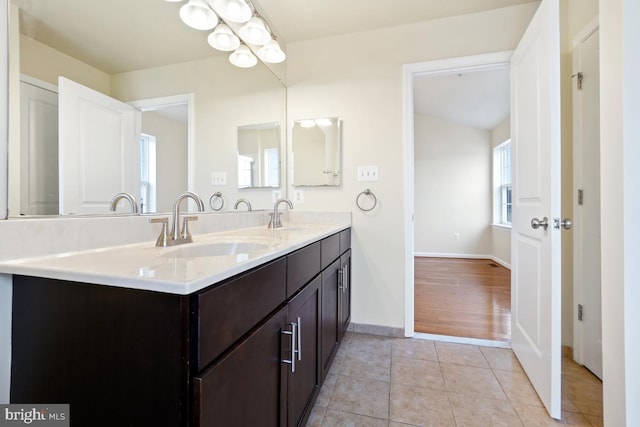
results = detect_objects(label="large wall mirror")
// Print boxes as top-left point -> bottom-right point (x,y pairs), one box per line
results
292,117 -> 341,187
5,0 -> 286,218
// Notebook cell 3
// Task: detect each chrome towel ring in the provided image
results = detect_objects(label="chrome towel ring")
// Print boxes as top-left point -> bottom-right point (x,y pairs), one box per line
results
209,192 -> 224,211
356,189 -> 377,212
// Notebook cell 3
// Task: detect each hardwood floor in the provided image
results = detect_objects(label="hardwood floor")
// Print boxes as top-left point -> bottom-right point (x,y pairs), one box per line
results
414,257 -> 511,342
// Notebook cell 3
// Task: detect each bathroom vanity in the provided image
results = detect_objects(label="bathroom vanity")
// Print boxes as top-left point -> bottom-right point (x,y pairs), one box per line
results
6,223 -> 351,427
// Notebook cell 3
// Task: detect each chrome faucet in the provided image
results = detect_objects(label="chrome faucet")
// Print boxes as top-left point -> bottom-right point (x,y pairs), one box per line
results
109,192 -> 138,214
234,198 -> 252,211
268,198 -> 293,229
171,191 -> 205,242
151,191 -> 205,247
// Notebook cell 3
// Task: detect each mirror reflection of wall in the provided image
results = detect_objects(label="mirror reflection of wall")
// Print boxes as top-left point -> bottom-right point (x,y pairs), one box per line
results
292,117 -> 341,187
139,105 -> 188,213
237,122 -> 280,188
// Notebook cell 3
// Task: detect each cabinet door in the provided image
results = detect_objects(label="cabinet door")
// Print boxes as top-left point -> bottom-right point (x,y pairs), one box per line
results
338,249 -> 352,340
286,275 -> 321,427
320,258 -> 340,380
194,306 -> 288,427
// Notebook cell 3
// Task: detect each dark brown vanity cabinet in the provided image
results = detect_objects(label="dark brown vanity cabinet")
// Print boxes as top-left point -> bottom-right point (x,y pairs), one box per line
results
10,228 -> 350,427
320,229 -> 352,380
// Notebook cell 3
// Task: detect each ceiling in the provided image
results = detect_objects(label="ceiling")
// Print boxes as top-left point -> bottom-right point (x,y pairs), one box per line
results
13,0 -> 528,128
256,0 -> 535,44
414,67 -> 511,131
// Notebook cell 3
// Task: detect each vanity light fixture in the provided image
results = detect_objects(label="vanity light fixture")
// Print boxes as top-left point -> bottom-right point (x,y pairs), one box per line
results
179,0 -> 219,30
229,45 -> 258,68
170,0 -> 286,67
208,23 -> 241,51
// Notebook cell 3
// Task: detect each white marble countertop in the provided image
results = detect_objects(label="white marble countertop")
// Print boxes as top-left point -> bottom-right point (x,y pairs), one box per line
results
0,222 -> 350,295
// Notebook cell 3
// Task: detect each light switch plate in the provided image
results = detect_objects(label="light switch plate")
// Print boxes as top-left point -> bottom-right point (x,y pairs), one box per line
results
211,172 -> 227,185
293,189 -> 304,204
357,165 -> 379,181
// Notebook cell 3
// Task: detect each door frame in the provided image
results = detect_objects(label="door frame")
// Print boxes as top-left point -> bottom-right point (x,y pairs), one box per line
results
571,17 -> 600,372
402,51 -> 513,338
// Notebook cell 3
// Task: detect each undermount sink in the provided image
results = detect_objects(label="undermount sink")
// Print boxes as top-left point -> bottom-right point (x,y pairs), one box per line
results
162,240 -> 274,259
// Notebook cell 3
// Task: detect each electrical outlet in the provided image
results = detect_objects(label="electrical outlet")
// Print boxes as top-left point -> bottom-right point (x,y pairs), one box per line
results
293,189 -> 304,204
357,165 -> 379,181
453,233 -> 460,240
211,172 -> 227,185
271,190 -> 281,203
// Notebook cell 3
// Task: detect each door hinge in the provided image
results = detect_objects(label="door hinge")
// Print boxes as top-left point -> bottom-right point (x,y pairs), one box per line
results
572,72 -> 584,89
578,304 -> 584,321
578,189 -> 584,205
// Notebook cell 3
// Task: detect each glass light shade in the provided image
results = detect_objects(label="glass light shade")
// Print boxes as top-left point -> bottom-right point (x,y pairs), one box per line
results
238,17 -> 271,45
180,0 -> 218,30
212,0 -> 252,23
229,45 -> 258,68
208,24 -> 240,51
257,39 -> 286,63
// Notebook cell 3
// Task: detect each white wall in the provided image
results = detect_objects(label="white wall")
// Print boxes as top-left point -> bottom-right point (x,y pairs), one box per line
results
414,114 -> 492,257
600,0 -> 640,424
141,111 -> 188,213
286,3 -> 540,329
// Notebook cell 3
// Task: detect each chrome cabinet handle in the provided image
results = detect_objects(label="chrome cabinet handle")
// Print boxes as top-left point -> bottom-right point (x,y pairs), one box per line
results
282,321 -> 297,373
296,317 -> 302,362
338,267 -> 344,291
531,217 -> 549,230
345,263 -> 349,291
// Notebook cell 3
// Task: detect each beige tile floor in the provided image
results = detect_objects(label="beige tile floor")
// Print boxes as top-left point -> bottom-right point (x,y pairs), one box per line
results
306,333 -> 603,427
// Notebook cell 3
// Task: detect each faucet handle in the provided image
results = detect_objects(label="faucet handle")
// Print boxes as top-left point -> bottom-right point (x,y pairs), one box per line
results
149,217 -> 170,247
181,216 -> 199,241
267,212 -> 283,229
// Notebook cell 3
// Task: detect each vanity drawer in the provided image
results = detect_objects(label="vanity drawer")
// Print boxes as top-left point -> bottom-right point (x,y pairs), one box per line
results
321,233 -> 340,270
287,241 -> 321,297
195,257 -> 287,371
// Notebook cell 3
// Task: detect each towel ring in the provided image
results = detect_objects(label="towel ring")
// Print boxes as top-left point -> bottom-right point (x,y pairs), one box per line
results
356,189 -> 377,212
209,192 -> 224,211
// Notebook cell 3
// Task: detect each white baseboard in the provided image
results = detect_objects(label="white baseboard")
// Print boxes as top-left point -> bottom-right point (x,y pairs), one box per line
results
414,252 -> 511,270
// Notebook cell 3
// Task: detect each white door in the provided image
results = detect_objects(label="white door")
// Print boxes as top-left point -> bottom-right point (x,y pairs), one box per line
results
573,25 -> 602,379
58,77 -> 141,215
510,0 -> 563,420
19,81 -> 59,215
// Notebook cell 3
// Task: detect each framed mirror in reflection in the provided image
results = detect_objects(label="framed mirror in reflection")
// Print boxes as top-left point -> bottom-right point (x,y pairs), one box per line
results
292,117 -> 341,187
5,0 -> 286,218
237,122 -> 280,188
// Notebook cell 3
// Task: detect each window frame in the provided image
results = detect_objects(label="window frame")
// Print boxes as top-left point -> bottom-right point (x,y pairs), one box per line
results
493,140 -> 512,227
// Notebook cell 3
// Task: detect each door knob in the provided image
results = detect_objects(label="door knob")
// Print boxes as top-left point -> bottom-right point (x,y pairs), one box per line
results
554,217 -> 573,230
531,217 -> 549,230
